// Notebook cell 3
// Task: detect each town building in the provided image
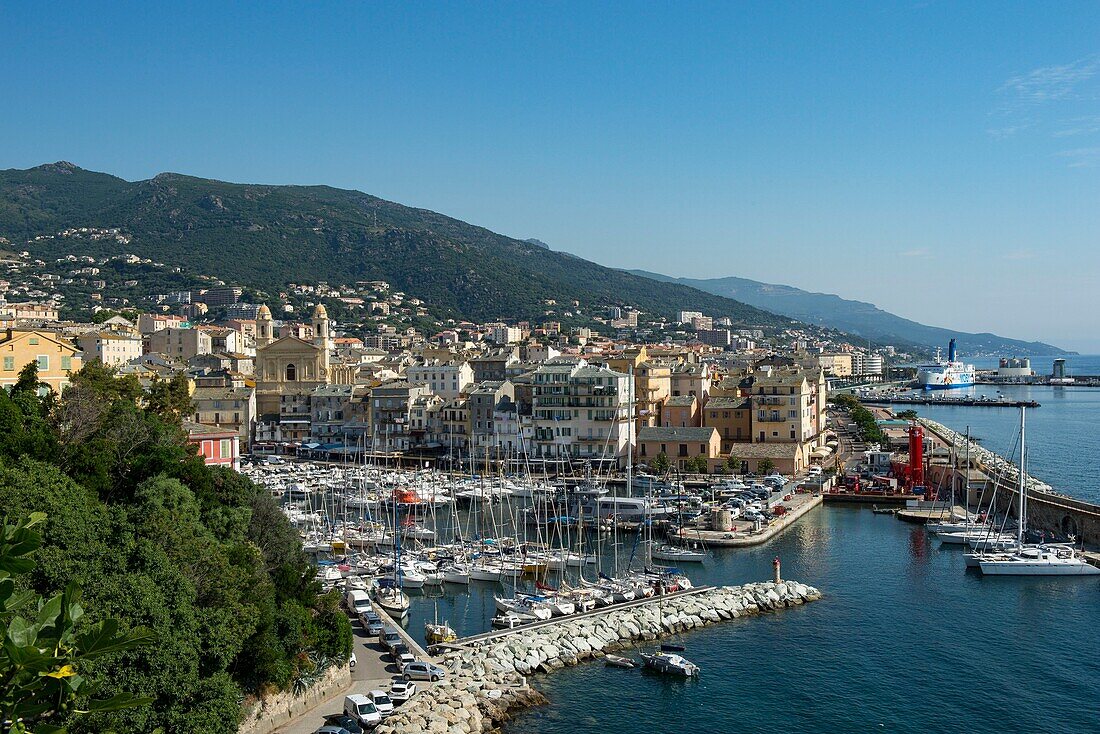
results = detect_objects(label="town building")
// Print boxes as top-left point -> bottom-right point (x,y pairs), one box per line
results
76,331 -> 143,366
0,329 -> 82,392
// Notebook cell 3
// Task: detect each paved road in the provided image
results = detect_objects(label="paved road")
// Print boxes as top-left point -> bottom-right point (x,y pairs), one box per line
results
275,612 -> 438,734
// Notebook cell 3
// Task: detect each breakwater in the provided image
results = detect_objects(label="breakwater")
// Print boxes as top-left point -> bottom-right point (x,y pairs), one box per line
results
919,417 -> 1100,543
374,580 -> 822,734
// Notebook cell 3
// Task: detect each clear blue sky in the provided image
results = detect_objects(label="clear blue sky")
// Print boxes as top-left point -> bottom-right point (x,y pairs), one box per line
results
3,2 -> 1100,350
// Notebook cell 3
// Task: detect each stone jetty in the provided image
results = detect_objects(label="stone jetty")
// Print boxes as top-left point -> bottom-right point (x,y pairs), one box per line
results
375,580 -> 822,734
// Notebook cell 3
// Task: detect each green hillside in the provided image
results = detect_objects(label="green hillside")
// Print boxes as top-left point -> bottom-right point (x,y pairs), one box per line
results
0,162 -> 791,328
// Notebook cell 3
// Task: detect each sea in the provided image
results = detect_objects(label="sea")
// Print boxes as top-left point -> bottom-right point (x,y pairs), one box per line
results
399,355 -> 1100,734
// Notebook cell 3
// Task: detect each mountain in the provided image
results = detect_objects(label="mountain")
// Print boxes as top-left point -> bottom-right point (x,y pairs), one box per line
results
628,270 -> 1069,356
0,163 -> 792,328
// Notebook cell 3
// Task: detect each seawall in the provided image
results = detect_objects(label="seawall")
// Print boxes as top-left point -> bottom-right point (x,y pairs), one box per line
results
375,580 -> 822,734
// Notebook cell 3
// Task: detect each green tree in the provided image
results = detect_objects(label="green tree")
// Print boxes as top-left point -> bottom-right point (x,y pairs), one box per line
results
757,458 -> 776,475
896,409 -> 918,420
724,453 -> 741,475
0,513 -> 155,733
650,452 -> 671,474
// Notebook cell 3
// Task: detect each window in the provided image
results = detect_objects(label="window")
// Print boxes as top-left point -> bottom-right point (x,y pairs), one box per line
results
286,363 -> 296,381
28,338 -> 38,345
2,357 -> 12,371
61,356 -> 72,371
36,355 -> 48,371
220,439 -> 232,457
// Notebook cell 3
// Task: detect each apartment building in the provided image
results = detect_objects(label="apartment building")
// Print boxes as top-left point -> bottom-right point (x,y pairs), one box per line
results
0,329 -> 82,392
531,360 -> 632,467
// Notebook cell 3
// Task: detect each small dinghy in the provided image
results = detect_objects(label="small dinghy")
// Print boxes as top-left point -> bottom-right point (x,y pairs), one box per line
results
604,655 -> 636,669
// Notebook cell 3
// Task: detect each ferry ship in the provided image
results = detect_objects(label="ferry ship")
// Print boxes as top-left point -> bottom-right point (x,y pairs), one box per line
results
916,339 -> 975,390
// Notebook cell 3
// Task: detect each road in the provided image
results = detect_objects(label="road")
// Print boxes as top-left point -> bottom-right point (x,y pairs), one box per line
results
275,611 -> 438,734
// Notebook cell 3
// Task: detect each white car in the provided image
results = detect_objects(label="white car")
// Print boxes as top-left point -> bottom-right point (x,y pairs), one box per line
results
389,678 -> 417,702
343,694 -> 382,727
367,689 -> 394,717
807,466 -> 823,476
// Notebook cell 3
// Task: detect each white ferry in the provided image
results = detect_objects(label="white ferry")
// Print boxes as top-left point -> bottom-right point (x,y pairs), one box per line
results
916,339 -> 975,390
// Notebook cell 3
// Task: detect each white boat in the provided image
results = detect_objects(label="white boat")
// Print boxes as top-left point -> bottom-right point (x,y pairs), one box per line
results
640,651 -> 699,676
441,564 -> 471,584
916,340 -> 975,390
980,545 -> 1100,576
469,561 -> 504,583
979,408 -> 1099,577
372,584 -> 410,618
651,544 -> 707,563
494,595 -> 553,620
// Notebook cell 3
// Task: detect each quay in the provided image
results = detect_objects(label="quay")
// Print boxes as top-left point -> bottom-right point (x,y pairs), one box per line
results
821,491 -> 914,506
863,396 -> 1040,408
671,492 -> 822,547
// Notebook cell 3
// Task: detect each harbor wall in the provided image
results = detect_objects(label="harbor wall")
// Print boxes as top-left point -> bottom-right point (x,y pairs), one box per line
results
918,418 -> 1100,544
238,663 -> 350,734
374,580 -> 822,734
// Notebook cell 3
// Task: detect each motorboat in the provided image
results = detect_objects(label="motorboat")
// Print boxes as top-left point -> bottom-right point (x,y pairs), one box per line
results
441,563 -> 471,584
494,594 -> 553,620
640,651 -> 699,676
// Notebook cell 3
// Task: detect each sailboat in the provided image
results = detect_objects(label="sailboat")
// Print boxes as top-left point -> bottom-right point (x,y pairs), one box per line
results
980,407 -> 1100,576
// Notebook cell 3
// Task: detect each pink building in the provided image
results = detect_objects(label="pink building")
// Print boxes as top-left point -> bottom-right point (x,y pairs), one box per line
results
184,421 -> 240,471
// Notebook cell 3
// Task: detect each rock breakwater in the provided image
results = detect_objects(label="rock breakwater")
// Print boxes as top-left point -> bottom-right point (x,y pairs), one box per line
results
376,580 -> 821,734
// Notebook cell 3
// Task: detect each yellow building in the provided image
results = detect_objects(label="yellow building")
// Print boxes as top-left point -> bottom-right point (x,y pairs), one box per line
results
0,329 -> 82,392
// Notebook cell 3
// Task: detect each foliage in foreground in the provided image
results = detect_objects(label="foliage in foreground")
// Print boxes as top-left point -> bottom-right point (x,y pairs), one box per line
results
1,513 -> 154,733
0,363 -> 351,733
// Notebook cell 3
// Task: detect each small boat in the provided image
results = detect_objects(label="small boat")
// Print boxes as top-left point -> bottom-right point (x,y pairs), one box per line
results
372,582 -> 410,619
651,544 -> 707,563
871,505 -> 897,515
640,651 -> 700,676
424,621 -> 458,645
605,655 -> 636,669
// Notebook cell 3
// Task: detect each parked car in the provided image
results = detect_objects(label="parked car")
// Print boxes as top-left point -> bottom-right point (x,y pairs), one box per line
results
380,628 -> 401,651
389,678 -> 417,702
402,661 -> 447,682
343,695 -> 382,727
390,643 -> 416,666
315,726 -> 351,734
367,689 -> 394,717
361,611 -> 384,636
322,714 -> 364,734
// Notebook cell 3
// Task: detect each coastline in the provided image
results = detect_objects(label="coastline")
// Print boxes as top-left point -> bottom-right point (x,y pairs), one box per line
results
374,580 -> 822,734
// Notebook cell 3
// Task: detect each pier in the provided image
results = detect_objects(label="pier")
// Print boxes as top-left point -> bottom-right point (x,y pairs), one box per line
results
863,396 -> 1040,408
671,492 -> 822,547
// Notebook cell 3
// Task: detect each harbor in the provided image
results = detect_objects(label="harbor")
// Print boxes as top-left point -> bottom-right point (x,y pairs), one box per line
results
861,395 -> 1040,408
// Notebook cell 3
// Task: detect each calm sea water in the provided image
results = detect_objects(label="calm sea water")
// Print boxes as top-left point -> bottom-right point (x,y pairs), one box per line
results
501,508 -> 1100,734
490,355 -> 1100,734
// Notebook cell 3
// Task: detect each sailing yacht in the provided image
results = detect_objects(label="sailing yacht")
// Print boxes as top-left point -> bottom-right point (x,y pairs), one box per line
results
979,408 -> 1100,576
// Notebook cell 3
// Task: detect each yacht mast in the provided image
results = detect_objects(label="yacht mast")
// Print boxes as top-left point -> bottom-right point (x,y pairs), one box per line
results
1017,407 -> 1026,547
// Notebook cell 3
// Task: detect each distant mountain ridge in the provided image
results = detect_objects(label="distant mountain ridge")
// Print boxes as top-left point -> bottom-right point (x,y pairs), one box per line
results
0,163 -> 792,327
628,270 -> 1069,356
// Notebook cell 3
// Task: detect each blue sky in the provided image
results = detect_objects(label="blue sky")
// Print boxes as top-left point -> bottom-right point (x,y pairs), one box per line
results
3,2 -> 1100,350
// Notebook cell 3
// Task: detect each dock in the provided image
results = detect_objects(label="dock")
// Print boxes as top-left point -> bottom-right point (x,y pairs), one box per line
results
863,396 -> 1040,408
671,492 -> 822,547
